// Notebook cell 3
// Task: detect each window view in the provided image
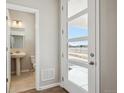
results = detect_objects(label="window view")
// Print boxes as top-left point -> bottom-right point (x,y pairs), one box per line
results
68,41 -> 88,62
68,14 -> 88,62
68,0 -> 89,91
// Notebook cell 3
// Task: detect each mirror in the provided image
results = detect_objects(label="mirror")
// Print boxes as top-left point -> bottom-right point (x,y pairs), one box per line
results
10,35 -> 24,48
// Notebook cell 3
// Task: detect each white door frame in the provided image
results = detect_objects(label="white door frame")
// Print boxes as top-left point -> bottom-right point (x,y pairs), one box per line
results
59,0 -> 100,93
6,9 -> 11,93
6,3 -> 40,90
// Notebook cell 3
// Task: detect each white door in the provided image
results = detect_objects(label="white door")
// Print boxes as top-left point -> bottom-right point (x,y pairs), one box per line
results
6,9 -> 11,93
60,0 -> 96,93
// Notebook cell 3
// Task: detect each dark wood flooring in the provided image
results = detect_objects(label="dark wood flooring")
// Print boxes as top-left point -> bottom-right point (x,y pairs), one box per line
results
19,86 -> 68,93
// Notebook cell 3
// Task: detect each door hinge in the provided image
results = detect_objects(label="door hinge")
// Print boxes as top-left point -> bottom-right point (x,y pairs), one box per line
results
6,16 -> 8,20
62,77 -> 64,82
6,47 -> 8,51
62,52 -> 64,58
61,5 -> 64,11
6,78 -> 8,82
62,29 -> 64,35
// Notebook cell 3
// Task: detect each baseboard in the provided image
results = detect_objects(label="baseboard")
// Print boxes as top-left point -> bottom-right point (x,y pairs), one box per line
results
59,82 -> 64,88
39,83 -> 60,90
11,69 -> 33,74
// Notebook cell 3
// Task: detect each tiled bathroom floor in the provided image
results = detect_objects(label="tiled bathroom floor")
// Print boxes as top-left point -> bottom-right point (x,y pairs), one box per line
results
10,72 -> 68,93
10,72 -> 35,93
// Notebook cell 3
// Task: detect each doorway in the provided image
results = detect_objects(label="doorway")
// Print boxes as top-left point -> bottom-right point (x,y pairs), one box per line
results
60,0 -> 100,93
6,3 -> 40,93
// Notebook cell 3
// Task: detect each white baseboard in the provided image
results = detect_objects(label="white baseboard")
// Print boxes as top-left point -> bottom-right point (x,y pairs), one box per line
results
39,83 -> 60,90
11,69 -> 32,74
59,82 -> 64,88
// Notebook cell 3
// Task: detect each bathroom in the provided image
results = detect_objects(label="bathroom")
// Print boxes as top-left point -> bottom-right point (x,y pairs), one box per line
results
9,9 -> 36,93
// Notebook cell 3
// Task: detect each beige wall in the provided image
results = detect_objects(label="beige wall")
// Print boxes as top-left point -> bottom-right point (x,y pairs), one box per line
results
9,10 -> 35,72
100,0 -> 117,93
7,0 -> 59,87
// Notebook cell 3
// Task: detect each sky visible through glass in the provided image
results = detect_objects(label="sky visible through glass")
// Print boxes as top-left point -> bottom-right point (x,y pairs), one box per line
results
68,26 -> 88,46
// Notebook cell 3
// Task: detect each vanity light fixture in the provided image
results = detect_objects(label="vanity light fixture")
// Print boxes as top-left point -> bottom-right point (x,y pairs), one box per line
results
12,20 -> 23,28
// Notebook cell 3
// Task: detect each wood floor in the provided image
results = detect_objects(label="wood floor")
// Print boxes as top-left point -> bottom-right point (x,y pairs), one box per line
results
19,86 -> 68,93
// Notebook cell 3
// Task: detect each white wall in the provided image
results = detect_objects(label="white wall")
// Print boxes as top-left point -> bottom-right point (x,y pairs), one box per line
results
7,0 -> 59,87
100,0 -> 117,93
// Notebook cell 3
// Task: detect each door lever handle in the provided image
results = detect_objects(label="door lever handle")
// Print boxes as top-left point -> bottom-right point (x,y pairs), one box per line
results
89,61 -> 95,65
90,53 -> 95,57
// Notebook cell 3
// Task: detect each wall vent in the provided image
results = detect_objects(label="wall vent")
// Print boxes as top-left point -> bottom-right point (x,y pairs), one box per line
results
41,68 -> 55,81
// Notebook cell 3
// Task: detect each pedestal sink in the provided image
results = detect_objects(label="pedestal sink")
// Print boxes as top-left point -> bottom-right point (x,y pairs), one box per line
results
11,51 -> 26,76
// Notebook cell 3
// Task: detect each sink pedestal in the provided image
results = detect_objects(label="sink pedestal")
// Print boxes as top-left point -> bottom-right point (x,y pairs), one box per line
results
16,58 -> 21,76
11,52 -> 26,76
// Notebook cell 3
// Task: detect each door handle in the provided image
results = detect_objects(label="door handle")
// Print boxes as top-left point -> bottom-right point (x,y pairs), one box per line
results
69,67 -> 72,70
90,53 -> 95,57
89,61 -> 95,65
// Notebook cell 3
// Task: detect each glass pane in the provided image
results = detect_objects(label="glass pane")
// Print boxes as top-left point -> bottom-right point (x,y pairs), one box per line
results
68,41 -> 88,62
68,14 -> 88,39
68,14 -> 88,62
68,63 -> 88,91
68,0 -> 88,17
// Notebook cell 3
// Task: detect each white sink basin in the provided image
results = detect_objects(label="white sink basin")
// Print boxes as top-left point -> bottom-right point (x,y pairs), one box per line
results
11,52 -> 26,58
11,51 -> 26,76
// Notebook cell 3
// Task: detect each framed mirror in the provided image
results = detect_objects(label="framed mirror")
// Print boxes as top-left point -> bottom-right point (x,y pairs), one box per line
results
10,35 -> 24,48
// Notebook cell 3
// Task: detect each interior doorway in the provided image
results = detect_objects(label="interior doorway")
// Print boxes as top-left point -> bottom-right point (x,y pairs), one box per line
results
6,3 -> 40,93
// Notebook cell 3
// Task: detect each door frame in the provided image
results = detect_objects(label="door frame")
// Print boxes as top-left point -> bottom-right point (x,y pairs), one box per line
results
59,0 -> 100,93
6,3 -> 40,90
6,9 -> 11,93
